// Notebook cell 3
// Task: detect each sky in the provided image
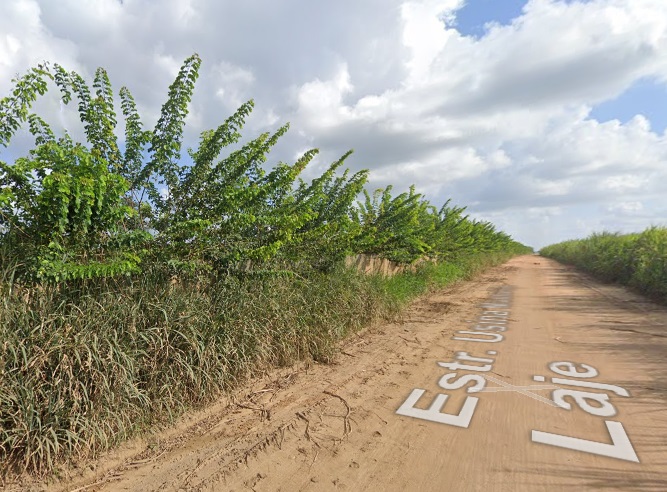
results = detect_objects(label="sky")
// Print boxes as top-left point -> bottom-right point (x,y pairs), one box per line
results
1,0 -> 667,250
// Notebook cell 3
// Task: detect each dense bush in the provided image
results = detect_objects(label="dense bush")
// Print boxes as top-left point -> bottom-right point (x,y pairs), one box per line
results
540,227 -> 667,301
1,54 -> 528,282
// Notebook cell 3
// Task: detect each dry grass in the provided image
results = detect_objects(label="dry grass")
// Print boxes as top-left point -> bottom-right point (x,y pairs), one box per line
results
0,252 -> 517,477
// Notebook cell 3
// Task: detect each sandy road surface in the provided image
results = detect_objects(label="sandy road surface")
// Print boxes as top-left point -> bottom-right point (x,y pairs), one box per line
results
28,255 -> 667,491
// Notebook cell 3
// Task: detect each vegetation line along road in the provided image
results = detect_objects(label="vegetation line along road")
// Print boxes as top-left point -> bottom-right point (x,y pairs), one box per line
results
540,227 -> 667,304
0,54 -> 531,478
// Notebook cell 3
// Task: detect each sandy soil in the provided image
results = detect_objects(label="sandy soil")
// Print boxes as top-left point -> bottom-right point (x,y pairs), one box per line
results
9,255 -> 667,491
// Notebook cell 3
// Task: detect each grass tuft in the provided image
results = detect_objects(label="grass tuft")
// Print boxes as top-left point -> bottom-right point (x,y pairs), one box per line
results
0,251 -> 518,477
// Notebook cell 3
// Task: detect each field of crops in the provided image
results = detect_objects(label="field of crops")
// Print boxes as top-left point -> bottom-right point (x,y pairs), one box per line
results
0,54 -> 531,475
540,227 -> 667,302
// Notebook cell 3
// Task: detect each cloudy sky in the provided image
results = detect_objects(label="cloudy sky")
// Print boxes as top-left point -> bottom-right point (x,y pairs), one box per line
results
2,0 -> 667,249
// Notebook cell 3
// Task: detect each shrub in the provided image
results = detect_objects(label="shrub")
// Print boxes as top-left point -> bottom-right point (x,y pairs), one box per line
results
540,226 -> 667,302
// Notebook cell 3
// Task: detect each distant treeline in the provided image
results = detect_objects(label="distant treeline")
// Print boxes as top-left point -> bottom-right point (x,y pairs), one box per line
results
540,227 -> 667,302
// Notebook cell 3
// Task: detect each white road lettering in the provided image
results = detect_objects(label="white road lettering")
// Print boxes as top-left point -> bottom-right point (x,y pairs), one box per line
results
396,286 -> 513,428
531,361 -> 638,462
453,331 -> 504,342
532,421 -> 639,462
396,389 -> 479,428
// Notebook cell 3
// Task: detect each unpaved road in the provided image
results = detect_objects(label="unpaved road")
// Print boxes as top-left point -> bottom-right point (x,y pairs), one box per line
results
26,256 -> 667,491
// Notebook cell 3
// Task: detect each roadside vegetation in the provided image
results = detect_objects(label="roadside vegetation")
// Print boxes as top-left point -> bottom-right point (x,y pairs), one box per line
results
540,227 -> 667,302
0,53 -> 531,476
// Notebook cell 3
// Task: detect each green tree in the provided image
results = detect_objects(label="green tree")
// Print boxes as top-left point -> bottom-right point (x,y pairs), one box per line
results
352,185 -> 437,263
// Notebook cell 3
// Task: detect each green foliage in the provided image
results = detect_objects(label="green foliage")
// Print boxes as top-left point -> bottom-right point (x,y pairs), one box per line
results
0,65 -> 52,147
540,226 -> 667,302
0,54 -> 532,477
0,246 -> 516,476
352,186 -> 530,264
353,185 -> 435,263
632,227 -> 667,298
0,137 -> 146,282
283,151 -> 369,270
144,54 -> 201,210
1,54 -> 530,283
0,265 -> 381,474
1,55 -> 379,280
155,107 -> 347,272
0,60 -> 155,282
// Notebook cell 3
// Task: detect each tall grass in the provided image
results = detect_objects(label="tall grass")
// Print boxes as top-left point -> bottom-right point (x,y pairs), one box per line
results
378,251 -> 518,309
540,226 -> 667,302
0,251 -> 520,476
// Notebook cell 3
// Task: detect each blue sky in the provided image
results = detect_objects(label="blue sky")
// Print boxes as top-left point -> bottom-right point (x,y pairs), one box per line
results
2,0 -> 667,249
455,0 -> 526,37
457,0 -> 667,134
590,77 -> 667,133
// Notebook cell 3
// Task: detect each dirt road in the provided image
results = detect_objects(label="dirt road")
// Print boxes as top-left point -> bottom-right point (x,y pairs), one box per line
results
43,256 -> 667,491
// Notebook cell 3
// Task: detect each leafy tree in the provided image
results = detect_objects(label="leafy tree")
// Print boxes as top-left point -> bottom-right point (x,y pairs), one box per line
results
0,54 -> 371,280
0,63 -> 151,281
352,185 -> 436,263
282,152 -> 369,270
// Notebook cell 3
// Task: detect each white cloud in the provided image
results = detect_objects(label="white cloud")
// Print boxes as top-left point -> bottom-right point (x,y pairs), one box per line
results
296,63 -> 354,130
213,61 -> 255,109
2,0 -> 667,249
400,0 -> 464,82
0,1 -> 79,89
155,53 -> 182,78
607,201 -> 644,216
